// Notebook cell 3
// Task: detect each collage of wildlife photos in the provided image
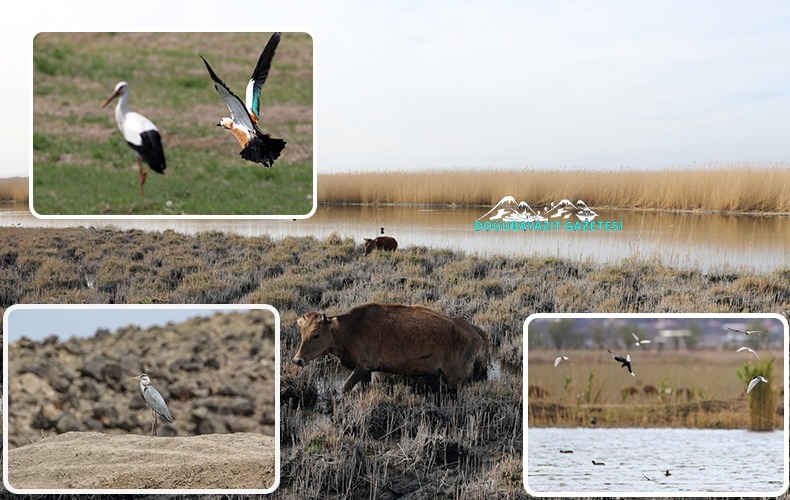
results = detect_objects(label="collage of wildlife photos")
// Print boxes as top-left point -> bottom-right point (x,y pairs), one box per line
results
3,11 -> 790,500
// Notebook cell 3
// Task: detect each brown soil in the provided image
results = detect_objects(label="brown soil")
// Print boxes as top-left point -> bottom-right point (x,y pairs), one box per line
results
7,431 -> 276,491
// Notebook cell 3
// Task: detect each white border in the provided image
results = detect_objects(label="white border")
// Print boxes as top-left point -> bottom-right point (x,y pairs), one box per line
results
3,303 -> 281,494
522,312 -> 789,498
29,31 -> 317,220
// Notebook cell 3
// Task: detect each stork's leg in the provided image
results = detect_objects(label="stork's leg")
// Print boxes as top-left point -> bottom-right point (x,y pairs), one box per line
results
137,159 -> 149,198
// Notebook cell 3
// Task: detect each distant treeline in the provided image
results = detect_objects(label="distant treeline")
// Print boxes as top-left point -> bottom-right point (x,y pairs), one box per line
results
0,177 -> 28,203
318,163 -> 790,214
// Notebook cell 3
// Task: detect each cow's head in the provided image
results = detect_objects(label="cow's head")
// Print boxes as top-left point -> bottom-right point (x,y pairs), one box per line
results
293,312 -> 335,366
363,238 -> 375,255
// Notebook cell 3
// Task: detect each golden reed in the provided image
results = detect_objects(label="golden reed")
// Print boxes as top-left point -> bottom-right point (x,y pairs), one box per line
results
0,177 -> 28,203
318,164 -> 790,213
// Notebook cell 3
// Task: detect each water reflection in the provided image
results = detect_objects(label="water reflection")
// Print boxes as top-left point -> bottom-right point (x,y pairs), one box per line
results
1,204 -> 788,273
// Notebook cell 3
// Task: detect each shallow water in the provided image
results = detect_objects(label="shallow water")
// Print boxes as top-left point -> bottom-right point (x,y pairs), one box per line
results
2,204 -> 789,273
526,427 -> 787,495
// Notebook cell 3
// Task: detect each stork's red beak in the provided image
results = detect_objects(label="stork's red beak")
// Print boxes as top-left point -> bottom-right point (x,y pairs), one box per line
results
102,90 -> 120,109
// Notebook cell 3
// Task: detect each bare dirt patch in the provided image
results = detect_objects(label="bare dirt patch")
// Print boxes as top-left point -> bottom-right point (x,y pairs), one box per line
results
7,431 -> 276,491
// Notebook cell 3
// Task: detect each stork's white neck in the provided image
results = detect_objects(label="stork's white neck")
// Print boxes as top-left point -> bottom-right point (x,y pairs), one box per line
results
114,90 -> 131,133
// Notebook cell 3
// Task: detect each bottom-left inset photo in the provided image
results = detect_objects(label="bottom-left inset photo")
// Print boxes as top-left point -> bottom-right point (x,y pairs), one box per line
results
3,304 -> 279,494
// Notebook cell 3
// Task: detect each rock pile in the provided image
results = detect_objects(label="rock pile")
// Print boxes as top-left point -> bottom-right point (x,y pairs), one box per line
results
6,309 -> 277,449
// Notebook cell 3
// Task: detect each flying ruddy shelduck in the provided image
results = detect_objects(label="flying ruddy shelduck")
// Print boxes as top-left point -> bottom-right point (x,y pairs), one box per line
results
747,376 -> 768,394
201,32 -> 286,167
554,355 -> 569,367
102,81 -> 166,197
608,349 -> 636,377
727,326 -> 767,336
736,346 -> 760,360
631,332 -> 651,346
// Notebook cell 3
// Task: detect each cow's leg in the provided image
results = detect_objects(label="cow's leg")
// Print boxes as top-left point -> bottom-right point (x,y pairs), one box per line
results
342,367 -> 372,393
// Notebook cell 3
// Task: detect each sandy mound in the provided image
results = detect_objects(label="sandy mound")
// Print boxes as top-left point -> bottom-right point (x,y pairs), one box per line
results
7,431 -> 276,491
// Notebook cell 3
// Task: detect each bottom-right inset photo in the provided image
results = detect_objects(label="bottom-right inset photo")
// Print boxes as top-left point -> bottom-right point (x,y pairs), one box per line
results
523,313 -> 788,498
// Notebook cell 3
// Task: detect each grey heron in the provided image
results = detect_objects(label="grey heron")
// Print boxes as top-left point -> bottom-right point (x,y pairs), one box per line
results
129,373 -> 173,435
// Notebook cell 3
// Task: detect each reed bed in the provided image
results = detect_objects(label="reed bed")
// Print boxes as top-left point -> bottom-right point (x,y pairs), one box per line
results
318,163 -> 790,214
0,177 -> 28,202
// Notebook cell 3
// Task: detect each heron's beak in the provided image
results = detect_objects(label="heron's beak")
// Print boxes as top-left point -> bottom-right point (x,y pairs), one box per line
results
128,375 -> 141,381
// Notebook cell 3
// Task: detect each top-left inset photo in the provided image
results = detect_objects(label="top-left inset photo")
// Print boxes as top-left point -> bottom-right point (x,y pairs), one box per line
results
31,32 -> 314,218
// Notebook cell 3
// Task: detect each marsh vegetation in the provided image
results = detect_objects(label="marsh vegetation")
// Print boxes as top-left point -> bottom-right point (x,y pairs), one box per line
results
0,177 -> 27,203
318,164 -> 790,214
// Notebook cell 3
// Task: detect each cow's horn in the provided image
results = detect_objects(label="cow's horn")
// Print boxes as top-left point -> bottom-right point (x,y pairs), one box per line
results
321,313 -> 329,323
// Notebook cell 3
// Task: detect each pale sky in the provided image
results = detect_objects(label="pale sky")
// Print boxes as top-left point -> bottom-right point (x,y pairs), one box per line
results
1,0 -> 789,177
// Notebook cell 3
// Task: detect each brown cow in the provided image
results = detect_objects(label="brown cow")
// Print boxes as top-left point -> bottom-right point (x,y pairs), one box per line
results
363,236 -> 398,255
294,303 -> 489,393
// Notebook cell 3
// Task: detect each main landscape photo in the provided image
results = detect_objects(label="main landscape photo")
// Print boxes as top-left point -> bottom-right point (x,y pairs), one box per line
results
1,2 -> 790,500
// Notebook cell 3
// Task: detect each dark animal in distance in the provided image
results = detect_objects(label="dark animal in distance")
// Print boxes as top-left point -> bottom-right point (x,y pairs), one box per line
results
363,236 -> 398,255
294,303 -> 489,393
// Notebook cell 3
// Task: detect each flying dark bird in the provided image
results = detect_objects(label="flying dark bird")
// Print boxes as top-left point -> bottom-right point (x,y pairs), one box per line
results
736,346 -> 760,360
559,449 -> 573,454
128,373 -> 173,436
727,326 -> 767,336
592,460 -> 605,465
608,349 -> 635,377
664,470 -> 672,477
201,32 -> 286,167
554,355 -> 569,367
747,376 -> 768,394
631,332 -> 652,346
102,81 -> 166,197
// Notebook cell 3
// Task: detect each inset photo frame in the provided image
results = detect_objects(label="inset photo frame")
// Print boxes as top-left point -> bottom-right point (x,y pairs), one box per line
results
31,32 -> 314,219
3,304 -> 280,494
523,313 -> 788,498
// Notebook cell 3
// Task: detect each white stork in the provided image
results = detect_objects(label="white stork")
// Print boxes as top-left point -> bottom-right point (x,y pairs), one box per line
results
200,32 -> 286,167
102,81 -> 166,197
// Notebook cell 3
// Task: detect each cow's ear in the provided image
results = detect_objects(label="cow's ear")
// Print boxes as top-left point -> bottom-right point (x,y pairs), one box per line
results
297,317 -> 305,327
363,238 -> 371,242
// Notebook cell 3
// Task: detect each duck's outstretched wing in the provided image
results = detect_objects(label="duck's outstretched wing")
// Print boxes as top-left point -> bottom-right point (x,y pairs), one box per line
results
245,32 -> 282,123
201,55 -> 256,132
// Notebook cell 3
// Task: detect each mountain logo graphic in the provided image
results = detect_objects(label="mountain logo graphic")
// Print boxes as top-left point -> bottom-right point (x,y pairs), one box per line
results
476,196 -> 597,223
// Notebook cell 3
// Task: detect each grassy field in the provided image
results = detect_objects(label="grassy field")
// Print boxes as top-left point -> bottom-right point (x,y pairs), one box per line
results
527,350 -> 783,428
1,226 -> 789,497
318,164 -> 790,214
0,177 -> 27,202
32,32 -> 313,216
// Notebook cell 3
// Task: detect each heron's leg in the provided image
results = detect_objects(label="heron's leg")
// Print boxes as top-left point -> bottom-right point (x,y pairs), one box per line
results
150,409 -> 157,436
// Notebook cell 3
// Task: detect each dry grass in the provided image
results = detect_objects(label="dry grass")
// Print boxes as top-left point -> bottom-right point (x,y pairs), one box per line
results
527,350 -> 784,428
318,163 -> 790,214
0,177 -> 28,202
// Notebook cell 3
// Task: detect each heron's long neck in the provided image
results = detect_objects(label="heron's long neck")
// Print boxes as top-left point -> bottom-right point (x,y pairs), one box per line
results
114,92 -> 131,133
